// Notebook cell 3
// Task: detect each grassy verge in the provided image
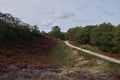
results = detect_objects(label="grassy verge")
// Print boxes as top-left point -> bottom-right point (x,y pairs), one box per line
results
78,50 -> 120,73
81,44 -> 120,60
70,41 -> 120,60
41,41 -> 77,66
41,41 -> 120,73
69,41 -> 105,54
84,44 -> 104,54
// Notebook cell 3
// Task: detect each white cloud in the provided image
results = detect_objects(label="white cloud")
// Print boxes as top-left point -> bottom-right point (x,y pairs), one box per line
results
54,11 -> 75,19
41,20 -> 53,26
0,0 -> 120,32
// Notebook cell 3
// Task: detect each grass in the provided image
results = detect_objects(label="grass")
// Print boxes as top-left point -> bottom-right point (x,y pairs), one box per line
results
41,41 -> 77,66
83,44 -> 120,60
84,44 -> 104,54
79,50 -> 120,73
41,41 -> 120,73
70,41 -> 120,60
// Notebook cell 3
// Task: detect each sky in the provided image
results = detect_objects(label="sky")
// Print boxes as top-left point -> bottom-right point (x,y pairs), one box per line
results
0,0 -> 120,32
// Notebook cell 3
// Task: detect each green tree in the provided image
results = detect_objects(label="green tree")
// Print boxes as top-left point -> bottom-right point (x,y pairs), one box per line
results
112,25 -> 120,53
66,27 -> 79,40
0,12 -> 41,43
72,25 -> 96,44
48,26 -> 65,40
90,23 -> 114,51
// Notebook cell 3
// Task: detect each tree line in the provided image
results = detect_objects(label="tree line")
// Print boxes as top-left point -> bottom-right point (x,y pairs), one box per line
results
48,23 -> 120,54
1,12 -> 119,54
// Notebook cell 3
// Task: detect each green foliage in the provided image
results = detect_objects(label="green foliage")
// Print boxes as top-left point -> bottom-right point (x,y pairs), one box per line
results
66,23 -> 120,54
67,25 -> 96,45
74,25 -> 96,44
90,23 -> 114,52
74,27 -> 85,44
0,12 -> 41,44
67,27 -> 79,40
48,26 -> 66,40
112,25 -> 120,53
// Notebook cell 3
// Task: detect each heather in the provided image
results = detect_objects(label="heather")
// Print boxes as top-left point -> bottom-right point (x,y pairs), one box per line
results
0,12 -> 58,72
0,12 -> 120,80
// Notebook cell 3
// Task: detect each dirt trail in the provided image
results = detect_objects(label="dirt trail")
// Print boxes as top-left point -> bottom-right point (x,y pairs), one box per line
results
65,41 -> 120,64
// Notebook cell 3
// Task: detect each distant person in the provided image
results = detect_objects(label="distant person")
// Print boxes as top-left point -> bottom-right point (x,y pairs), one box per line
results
82,45 -> 86,49
80,45 -> 86,50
